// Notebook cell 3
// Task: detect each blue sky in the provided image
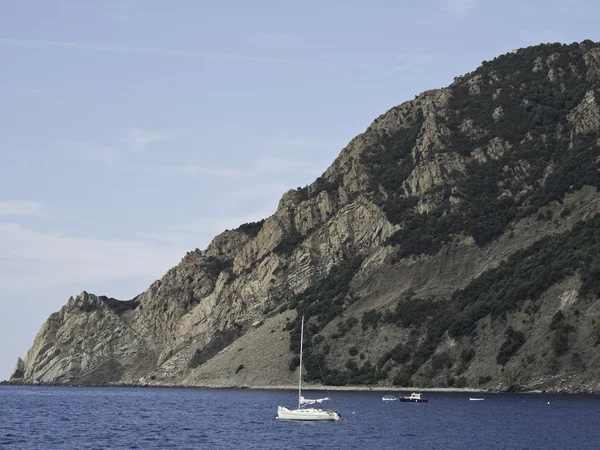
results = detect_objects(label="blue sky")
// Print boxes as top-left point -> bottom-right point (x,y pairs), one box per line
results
1,0 -> 599,378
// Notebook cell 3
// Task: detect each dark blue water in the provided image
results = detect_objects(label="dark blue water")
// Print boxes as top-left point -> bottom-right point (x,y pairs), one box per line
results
1,386 -> 600,449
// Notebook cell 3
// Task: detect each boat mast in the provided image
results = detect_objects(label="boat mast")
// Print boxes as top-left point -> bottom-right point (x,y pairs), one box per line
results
298,315 -> 304,409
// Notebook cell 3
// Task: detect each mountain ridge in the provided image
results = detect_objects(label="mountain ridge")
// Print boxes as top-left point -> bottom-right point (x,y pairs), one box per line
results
10,40 -> 600,393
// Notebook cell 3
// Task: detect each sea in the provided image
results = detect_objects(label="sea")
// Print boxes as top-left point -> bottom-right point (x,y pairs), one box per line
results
1,385 -> 600,449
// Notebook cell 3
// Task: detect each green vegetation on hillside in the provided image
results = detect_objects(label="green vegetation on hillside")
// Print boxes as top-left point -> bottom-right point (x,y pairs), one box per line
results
236,219 -> 265,237
361,41 -> 600,257
387,214 -> 600,383
204,256 -> 233,278
496,327 -> 526,365
294,213 -> 600,386
549,310 -> 575,356
361,111 -> 423,225
273,216 -> 304,256
282,42 -> 600,387
286,256 -> 363,378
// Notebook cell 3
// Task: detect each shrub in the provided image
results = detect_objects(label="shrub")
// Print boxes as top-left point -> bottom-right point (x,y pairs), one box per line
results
273,227 -> 303,255
431,352 -> 453,372
461,348 -> 476,362
571,353 -> 586,370
236,219 -> 265,237
204,257 -> 233,278
333,317 -> 358,338
478,375 -> 492,385
455,377 -> 468,388
392,371 -> 413,387
390,344 -> 411,364
288,356 -> 300,371
549,311 -> 575,356
496,327 -> 526,365
361,309 -> 382,331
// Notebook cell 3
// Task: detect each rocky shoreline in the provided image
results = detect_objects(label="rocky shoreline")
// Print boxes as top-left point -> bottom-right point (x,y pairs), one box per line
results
2,379 -> 599,395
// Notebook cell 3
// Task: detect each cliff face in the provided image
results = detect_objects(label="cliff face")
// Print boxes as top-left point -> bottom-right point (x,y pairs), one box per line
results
12,41 -> 600,393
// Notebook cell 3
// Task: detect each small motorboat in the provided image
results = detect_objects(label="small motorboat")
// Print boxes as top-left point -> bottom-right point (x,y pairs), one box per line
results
382,395 -> 398,402
399,392 -> 428,403
469,397 -> 485,401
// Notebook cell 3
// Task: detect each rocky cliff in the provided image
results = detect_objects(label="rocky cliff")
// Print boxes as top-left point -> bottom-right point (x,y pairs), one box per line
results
11,41 -> 600,393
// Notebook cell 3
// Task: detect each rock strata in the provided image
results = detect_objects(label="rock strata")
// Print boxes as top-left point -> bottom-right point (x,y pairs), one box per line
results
12,41 -> 600,394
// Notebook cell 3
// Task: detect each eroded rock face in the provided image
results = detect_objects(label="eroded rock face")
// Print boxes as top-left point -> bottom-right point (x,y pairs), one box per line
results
13,41 -> 600,392
584,47 -> 600,80
568,90 -> 600,135
21,292 -> 157,384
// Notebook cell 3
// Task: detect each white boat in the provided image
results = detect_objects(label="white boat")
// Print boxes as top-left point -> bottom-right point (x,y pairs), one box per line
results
399,392 -> 428,403
382,395 -> 398,401
277,404 -> 340,421
277,316 -> 341,421
469,397 -> 485,401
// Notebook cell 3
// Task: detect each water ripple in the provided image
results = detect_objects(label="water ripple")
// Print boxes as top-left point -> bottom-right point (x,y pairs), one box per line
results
1,386 -> 600,449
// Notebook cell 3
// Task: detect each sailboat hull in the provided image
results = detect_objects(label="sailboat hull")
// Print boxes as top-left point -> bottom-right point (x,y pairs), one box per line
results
277,406 -> 340,421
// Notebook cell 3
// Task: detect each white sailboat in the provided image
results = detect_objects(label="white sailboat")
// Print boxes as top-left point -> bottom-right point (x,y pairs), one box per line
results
277,316 -> 341,421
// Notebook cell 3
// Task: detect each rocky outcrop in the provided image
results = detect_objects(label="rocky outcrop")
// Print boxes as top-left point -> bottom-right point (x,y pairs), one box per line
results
12,41 -> 600,393
10,358 -> 24,379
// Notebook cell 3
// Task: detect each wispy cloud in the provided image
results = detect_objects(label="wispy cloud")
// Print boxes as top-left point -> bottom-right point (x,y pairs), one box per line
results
102,0 -> 140,21
144,209 -> 274,247
140,133 -> 343,179
252,155 -> 329,175
170,214 -> 267,235
248,32 -> 304,48
149,164 -> 251,179
0,222 -> 184,291
249,136 -> 342,176
124,128 -> 182,152
73,128 -> 182,164
146,155 -> 330,180
252,136 -> 345,152
74,142 -> 120,163
393,54 -> 433,71
0,201 -> 47,218
516,29 -> 566,47
441,0 -> 478,16
0,86 -> 61,103
224,182 -> 292,202
0,37 -> 396,71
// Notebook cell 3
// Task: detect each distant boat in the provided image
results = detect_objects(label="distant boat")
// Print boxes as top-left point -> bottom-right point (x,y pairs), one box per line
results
399,392 -> 428,403
382,395 -> 398,402
276,316 -> 341,421
469,397 -> 485,401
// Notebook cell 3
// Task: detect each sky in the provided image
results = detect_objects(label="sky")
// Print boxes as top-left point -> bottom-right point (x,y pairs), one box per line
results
1,0 -> 599,379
